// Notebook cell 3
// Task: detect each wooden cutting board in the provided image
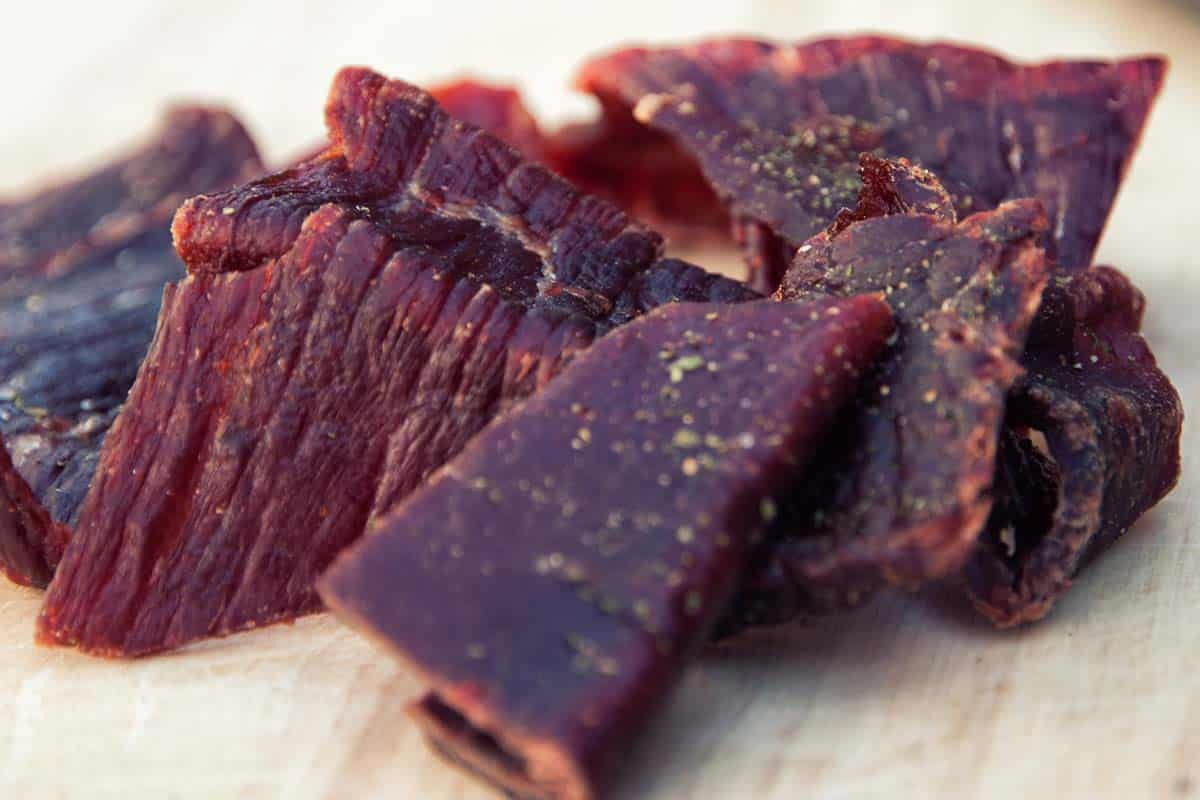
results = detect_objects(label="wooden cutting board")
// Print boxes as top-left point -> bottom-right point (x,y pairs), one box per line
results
1,1 -> 1197,797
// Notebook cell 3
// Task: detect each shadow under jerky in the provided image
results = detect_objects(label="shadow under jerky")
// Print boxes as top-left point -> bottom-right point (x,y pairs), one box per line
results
320,297 -> 893,800
571,37 -> 1165,292
718,157 -> 1048,635
0,108 -> 262,587
965,266 -> 1182,625
37,67 -> 752,657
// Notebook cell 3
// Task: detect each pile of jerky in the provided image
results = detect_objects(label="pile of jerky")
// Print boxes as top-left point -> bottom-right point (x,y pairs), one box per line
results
0,37 -> 1181,800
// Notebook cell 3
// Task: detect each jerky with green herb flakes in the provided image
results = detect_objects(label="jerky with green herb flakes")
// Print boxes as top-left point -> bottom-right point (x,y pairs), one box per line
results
320,297 -> 893,800
718,162 -> 1048,633
965,266 -> 1182,626
38,68 -> 750,657
573,37 -> 1165,291
0,108 -> 262,588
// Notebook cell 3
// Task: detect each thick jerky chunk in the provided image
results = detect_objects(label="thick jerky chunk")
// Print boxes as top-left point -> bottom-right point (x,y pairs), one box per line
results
575,37 -> 1165,291
39,68 -> 745,656
965,267 -> 1182,625
320,298 -> 893,800
719,167 -> 1048,633
430,80 -> 551,163
0,107 -> 261,281
0,109 -> 262,587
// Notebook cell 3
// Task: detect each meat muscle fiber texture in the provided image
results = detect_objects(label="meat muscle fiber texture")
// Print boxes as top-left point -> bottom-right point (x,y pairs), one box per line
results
964,266 -> 1182,625
0,108 -> 262,587
717,156 -> 1048,634
572,37 -> 1165,291
430,79 -> 552,164
38,67 -> 753,657
320,297 -> 893,800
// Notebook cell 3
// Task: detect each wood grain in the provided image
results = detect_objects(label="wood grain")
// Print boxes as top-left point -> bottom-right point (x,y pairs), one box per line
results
1,0 -> 1197,797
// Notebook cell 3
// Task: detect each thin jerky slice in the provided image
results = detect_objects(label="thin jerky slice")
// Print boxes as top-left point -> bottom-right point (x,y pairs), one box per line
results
39,68 -> 748,657
965,266 -> 1182,625
575,37 -> 1166,291
0,109 -> 262,587
431,80 -> 551,163
719,165 -> 1048,632
320,297 -> 893,800
0,107 -> 261,281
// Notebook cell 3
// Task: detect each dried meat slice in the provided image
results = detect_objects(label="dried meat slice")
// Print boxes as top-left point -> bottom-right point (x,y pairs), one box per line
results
718,161 -> 1048,633
319,297 -> 893,800
0,109 -> 262,587
38,67 -> 749,656
964,266 -> 1182,625
0,107 -> 261,282
431,80 -> 551,163
574,37 -> 1165,291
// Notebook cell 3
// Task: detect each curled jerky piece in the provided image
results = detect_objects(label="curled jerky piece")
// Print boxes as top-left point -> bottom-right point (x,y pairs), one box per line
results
430,80 -> 551,163
719,164 -> 1048,633
320,297 -> 893,800
0,109 -> 262,587
39,68 -> 747,656
0,107 -> 261,281
575,37 -> 1165,291
965,267 -> 1182,625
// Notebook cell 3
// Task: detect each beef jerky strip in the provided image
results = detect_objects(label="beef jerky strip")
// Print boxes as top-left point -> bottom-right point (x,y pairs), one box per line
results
574,37 -> 1165,291
431,80 -> 552,164
964,266 -> 1182,625
717,157 -> 1048,634
320,297 -> 892,800
38,67 -> 751,657
0,107 -> 261,282
0,109 -> 262,587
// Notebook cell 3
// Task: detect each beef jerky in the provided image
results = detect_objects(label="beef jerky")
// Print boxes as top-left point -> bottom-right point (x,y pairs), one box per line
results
38,67 -> 749,657
718,160 -> 1048,632
0,109 -> 262,587
319,297 -> 893,800
549,116 -> 732,246
0,107 -> 261,282
430,80 -> 551,163
574,37 -> 1165,291
964,266 -> 1182,625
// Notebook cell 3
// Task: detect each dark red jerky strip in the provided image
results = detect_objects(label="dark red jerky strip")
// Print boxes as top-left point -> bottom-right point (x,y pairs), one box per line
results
38,206 -> 595,655
431,80 -> 552,164
718,170 -> 1048,633
0,109 -> 263,588
39,68 -> 747,656
965,266 -> 1182,626
319,298 -> 893,800
0,107 -> 261,281
574,37 -> 1165,291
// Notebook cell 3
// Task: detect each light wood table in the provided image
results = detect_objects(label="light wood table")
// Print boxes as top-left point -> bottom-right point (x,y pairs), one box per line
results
1,0 -> 1196,797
